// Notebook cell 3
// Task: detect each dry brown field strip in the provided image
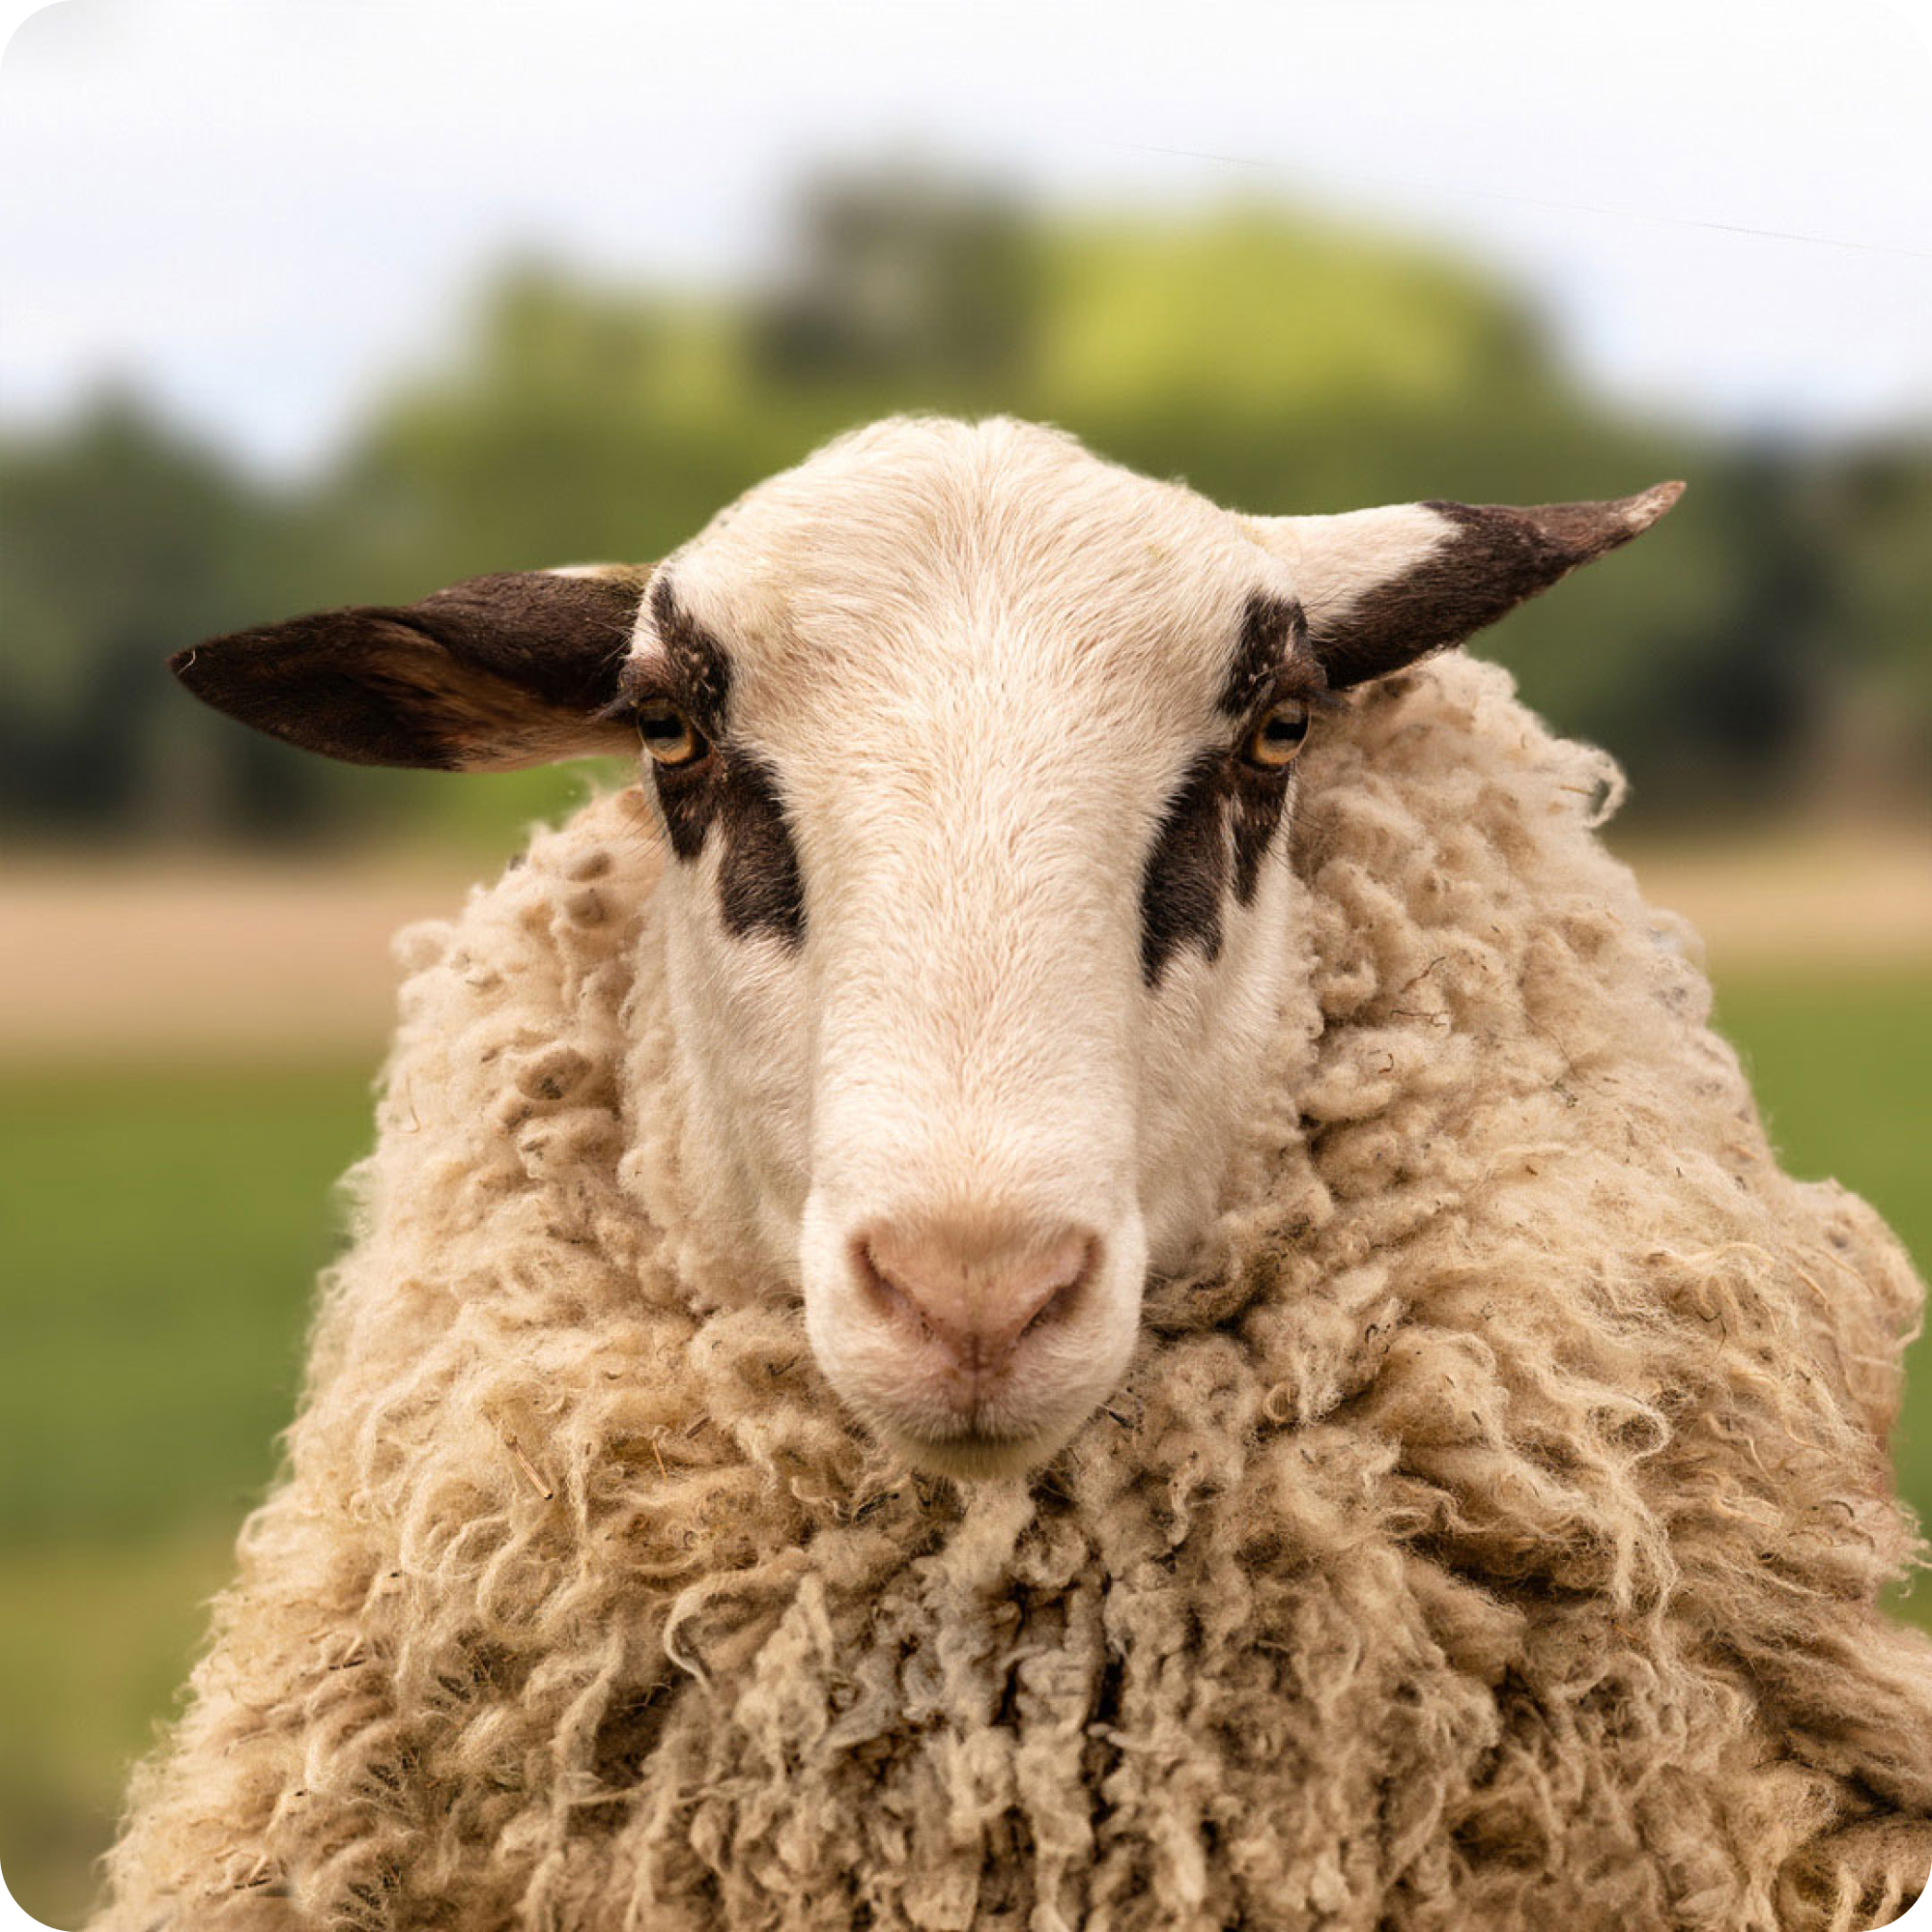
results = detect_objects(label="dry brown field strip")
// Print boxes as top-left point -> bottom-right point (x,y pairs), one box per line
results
2,829 -> 1928,1060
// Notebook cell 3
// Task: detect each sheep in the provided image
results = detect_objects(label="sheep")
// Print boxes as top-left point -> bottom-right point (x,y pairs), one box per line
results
97,415 -> 1929,1932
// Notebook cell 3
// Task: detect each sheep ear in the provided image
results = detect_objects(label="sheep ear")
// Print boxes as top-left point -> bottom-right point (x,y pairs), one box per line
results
1254,483 -> 1684,690
169,567 -> 652,770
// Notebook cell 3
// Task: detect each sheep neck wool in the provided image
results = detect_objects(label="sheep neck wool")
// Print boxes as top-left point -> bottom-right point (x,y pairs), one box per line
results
98,655 -> 1932,1932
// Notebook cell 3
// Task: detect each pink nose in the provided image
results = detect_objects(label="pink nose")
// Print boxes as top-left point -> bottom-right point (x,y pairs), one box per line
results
857,1216 -> 1096,1387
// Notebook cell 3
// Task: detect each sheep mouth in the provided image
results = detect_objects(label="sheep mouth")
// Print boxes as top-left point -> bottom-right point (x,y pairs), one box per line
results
880,1414 -> 1082,1482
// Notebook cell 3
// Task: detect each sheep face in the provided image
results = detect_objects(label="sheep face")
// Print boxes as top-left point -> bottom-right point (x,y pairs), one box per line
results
169,414 -> 1680,1479
626,419 -> 1319,1474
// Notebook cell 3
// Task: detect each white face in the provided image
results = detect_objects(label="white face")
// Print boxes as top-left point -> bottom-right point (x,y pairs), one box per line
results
619,419 -> 1316,1476
176,411 -> 1676,1480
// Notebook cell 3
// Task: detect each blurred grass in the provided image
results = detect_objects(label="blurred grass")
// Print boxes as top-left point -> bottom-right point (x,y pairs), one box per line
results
1,971 -> 1927,1924
1712,972 -> 1932,1535
0,1525 -> 241,1929
1,1065 -> 376,1544
0,1064 -> 376,1926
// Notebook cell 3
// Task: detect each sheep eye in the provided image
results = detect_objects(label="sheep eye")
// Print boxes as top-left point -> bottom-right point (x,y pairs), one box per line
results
634,700 -> 707,767
1244,698 -> 1310,769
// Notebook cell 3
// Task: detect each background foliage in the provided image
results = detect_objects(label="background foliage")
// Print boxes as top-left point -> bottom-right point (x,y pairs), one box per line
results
7,182 -> 1930,849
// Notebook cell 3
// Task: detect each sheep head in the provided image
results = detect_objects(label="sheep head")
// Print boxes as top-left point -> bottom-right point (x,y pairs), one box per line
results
171,416 -> 1680,1478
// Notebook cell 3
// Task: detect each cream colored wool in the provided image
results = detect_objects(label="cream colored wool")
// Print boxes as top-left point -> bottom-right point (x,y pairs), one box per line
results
97,653 -> 1929,1932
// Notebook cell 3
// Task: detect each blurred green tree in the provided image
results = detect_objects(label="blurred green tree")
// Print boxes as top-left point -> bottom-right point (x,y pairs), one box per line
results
5,180 -> 1925,845
0,395 -> 355,838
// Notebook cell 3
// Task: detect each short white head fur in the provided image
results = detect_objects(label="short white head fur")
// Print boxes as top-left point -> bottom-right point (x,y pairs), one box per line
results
171,415 -> 1680,1477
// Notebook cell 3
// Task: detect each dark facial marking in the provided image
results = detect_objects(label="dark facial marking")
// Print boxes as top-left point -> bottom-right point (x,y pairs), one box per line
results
1229,760 -> 1292,906
1225,595 -> 1316,906
1219,593 -> 1306,717
1141,595 -> 1317,987
639,577 -> 732,736
1141,753 -> 1229,987
616,581 -> 806,948
716,754 -> 807,943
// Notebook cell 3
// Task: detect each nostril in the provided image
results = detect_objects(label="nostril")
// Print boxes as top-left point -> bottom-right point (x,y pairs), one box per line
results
853,1237 -> 934,1341
854,1219 -> 1099,1374
1017,1242 -> 1090,1338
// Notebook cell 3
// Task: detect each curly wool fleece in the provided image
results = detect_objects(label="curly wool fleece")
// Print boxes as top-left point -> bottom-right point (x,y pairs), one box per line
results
97,653 -> 1930,1932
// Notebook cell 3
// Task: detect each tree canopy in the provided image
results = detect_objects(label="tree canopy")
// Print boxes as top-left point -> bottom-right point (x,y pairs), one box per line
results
7,178 -> 1925,846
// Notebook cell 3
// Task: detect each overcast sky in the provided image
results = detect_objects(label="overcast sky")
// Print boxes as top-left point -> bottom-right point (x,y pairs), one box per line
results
2,0 -> 1930,474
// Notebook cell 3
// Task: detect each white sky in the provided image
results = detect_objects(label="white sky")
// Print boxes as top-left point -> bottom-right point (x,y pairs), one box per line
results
2,0 -> 1930,475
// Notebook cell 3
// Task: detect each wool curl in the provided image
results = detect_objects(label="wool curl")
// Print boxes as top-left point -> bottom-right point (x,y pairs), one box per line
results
96,654 -> 1930,1932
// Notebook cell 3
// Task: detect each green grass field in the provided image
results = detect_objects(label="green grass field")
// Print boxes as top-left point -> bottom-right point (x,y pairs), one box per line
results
0,1063 -> 378,1925
1,971 -> 1927,1925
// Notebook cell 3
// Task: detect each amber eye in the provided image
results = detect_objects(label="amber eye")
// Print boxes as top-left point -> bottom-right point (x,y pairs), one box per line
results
633,700 -> 707,768
1244,698 -> 1310,769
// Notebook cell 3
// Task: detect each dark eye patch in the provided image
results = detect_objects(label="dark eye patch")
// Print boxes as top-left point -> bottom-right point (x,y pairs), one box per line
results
1141,753 -> 1232,985
611,582 -> 806,948
640,577 -> 732,737
1220,593 -> 1306,716
713,754 -> 806,942
1140,593 -> 1316,987
1140,753 -> 1295,986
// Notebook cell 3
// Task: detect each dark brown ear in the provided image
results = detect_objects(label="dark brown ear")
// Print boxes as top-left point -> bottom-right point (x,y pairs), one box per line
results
1253,482 -> 1684,690
169,566 -> 652,770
